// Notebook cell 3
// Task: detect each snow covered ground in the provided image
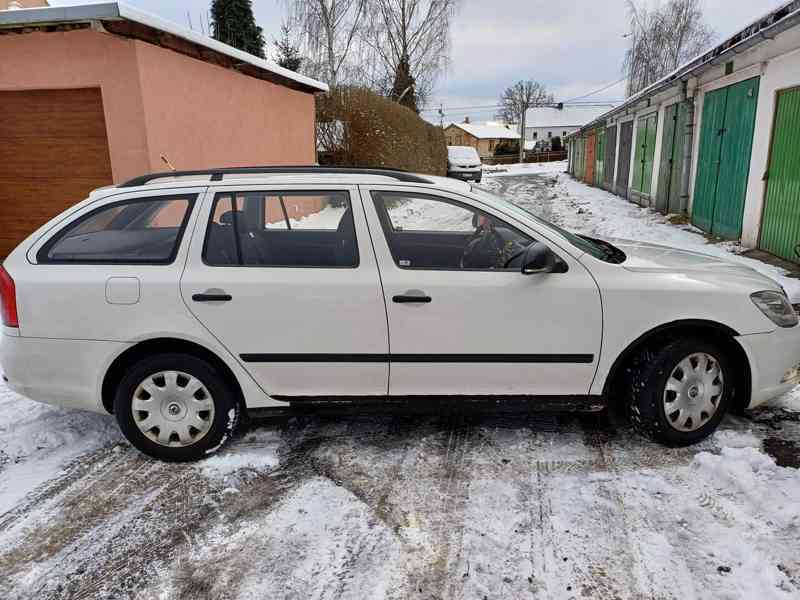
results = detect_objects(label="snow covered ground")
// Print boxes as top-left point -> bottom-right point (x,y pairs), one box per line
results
1,163 -> 800,599
480,161 -> 800,302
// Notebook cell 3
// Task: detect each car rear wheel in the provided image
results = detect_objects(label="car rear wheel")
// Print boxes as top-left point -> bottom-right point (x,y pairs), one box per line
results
627,337 -> 731,446
114,353 -> 241,461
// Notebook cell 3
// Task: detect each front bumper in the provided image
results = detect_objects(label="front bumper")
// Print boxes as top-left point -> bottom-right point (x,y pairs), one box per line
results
447,168 -> 482,181
736,326 -> 800,408
1,334 -> 129,413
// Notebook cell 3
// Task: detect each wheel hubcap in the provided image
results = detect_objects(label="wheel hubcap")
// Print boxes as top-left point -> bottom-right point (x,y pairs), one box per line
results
663,352 -> 724,432
131,370 -> 215,447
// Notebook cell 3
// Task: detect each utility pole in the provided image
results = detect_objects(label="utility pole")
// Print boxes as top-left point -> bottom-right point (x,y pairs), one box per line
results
438,104 -> 444,128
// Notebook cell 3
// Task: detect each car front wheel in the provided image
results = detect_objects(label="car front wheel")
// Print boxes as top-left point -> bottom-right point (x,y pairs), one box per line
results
627,338 -> 731,446
114,353 -> 241,461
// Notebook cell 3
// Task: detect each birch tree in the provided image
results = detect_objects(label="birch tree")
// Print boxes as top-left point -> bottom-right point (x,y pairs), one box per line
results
286,0 -> 367,88
364,0 -> 460,107
624,0 -> 714,96
498,80 -> 553,163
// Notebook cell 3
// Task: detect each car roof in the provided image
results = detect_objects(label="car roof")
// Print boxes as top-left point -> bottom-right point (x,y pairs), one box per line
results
92,171 -> 472,198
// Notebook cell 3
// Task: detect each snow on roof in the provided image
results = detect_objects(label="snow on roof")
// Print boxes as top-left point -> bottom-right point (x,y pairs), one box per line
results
525,105 -> 617,129
0,1 -> 328,93
447,122 -> 520,140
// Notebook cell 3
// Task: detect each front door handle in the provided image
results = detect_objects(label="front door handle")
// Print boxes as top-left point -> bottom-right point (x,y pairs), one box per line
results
393,291 -> 432,304
192,292 -> 232,302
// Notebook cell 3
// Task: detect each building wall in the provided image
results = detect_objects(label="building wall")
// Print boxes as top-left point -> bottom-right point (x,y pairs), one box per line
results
0,28 -> 317,185
526,126 -> 578,141
133,39 -> 315,172
0,29 -> 150,182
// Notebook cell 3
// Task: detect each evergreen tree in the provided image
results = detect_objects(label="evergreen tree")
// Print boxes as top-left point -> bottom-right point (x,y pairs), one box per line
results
390,55 -> 418,113
210,0 -> 266,59
273,24 -> 303,72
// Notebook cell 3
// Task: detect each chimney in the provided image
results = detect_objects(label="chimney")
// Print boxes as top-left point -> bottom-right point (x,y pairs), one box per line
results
463,116 -> 471,124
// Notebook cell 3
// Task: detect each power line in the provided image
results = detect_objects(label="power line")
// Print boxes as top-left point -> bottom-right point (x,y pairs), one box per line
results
562,77 -> 627,103
419,99 -> 624,114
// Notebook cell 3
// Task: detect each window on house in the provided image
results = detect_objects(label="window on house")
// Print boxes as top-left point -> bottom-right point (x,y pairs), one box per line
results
548,132 -> 552,138
533,132 -> 538,140
39,196 -> 196,264
204,191 -> 357,268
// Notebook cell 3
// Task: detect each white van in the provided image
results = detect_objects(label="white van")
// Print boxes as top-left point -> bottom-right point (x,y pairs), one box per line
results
447,146 -> 482,182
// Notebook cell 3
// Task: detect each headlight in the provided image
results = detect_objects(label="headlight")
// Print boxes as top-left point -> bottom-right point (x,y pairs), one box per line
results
750,291 -> 798,328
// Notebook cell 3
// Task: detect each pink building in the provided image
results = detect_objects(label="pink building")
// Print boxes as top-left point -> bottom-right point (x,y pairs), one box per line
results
0,2 -> 327,257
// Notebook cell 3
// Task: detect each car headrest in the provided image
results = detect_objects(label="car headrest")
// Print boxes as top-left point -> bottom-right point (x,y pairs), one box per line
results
219,211 -> 236,225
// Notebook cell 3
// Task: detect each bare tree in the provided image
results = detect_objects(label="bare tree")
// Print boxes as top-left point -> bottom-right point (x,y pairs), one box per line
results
498,80 -> 553,163
363,0 -> 459,107
623,0 -> 714,96
286,0 -> 367,88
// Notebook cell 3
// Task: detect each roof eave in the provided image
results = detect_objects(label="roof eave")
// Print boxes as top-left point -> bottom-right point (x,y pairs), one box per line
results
0,1 -> 329,94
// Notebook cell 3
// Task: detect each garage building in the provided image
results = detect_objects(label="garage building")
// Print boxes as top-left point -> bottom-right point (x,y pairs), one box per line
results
0,2 -> 327,258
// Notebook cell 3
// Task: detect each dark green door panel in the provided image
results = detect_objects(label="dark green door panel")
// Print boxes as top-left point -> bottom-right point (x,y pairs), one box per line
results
657,103 -> 688,214
632,113 -> 658,200
595,128 -> 606,187
692,78 -> 760,238
604,125 -> 617,190
713,78 -> 760,239
760,87 -> 800,262
692,87 -> 727,232
641,114 -> 657,196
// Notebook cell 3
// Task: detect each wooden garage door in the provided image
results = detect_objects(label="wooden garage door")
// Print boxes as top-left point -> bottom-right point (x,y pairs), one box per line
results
0,88 -> 113,258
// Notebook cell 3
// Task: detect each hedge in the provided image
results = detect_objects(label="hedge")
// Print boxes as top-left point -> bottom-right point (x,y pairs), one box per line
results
317,86 -> 447,176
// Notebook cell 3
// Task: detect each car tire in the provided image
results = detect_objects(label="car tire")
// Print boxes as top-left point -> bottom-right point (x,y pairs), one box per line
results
627,337 -> 732,446
114,353 -> 242,461
475,176 -> 482,183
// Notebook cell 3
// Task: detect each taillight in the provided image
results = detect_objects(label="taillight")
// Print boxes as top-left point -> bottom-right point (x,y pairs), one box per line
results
0,266 -> 19,328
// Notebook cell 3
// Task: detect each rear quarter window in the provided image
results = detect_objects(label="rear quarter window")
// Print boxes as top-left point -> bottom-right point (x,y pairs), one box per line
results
37,195 -> 197,264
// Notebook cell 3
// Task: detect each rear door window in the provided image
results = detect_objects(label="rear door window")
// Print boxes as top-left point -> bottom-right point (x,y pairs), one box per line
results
203,191 -> 358,268
38,195 -> 196,264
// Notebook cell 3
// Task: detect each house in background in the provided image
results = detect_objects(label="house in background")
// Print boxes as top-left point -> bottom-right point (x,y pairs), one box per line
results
567,0 -> 800,265
0,2 -> 327,257
1,0 -> 49,9
444,120 -> 520,158
525,104 -> 617,143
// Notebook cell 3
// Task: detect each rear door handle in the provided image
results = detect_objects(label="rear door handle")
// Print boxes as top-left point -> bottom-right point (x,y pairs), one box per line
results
192,293 -> 232,302
393,292 -> 432,304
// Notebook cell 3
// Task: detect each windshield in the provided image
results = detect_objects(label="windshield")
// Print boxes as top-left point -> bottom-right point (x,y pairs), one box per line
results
470,186 -> 625,264
448,147 -> 479,161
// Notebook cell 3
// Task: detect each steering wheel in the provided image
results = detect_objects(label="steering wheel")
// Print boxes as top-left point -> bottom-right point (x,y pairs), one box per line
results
503,247 -> 529,269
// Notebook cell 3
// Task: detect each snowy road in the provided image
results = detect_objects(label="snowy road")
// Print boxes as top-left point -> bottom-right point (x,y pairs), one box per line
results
2,164 -> 800,600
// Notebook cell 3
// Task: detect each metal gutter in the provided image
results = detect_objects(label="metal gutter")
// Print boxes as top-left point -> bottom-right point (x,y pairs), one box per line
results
0,1 -> 329,93
572,0 -> 800,135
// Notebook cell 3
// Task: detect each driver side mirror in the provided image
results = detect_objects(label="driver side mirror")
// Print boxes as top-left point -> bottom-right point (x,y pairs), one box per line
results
522,242 -> 568,275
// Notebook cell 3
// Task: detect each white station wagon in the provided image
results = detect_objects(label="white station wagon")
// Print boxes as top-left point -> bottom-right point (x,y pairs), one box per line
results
2,167 -> 799,461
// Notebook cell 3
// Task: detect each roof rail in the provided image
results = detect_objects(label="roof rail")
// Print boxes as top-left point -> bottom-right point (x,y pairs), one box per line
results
118,166 -> 434,188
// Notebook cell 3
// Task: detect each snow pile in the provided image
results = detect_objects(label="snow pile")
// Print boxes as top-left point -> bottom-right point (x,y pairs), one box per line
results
198,429 -> 282,479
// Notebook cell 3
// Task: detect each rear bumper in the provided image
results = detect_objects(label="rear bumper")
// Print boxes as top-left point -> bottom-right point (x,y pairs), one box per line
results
1,334 -> 129,413
737,327 -> 800,408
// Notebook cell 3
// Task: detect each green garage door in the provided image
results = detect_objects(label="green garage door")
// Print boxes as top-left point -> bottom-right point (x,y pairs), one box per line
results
631,113 -> 658,201
595,128 -> 606,187
656,102 -> 688,214
692,77 -> 760,239
760,87 -> 800,263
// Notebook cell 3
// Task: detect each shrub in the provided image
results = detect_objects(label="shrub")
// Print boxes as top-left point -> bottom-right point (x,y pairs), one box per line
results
316,86 -> 447,176
494,140 -> 520,156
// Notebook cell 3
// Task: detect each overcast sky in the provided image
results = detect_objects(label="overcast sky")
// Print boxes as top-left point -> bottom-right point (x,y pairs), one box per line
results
51,0 -> 786,122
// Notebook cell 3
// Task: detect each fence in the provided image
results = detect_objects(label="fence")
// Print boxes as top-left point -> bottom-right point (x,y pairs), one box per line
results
481,150 -> 567,166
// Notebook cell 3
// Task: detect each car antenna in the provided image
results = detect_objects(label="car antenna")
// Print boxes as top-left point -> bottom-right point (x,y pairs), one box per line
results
160,154 -> 177,172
